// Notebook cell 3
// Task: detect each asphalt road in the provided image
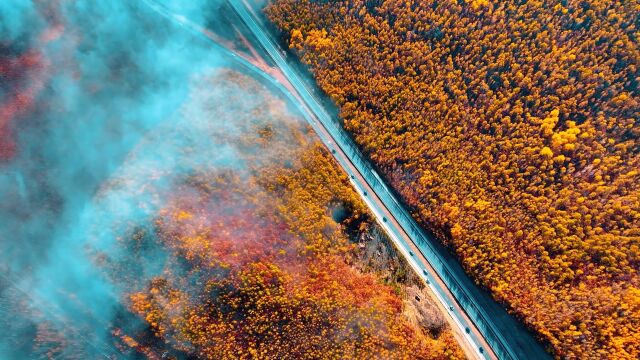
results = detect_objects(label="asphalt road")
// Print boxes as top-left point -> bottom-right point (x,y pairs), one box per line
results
143,1 -> 552,358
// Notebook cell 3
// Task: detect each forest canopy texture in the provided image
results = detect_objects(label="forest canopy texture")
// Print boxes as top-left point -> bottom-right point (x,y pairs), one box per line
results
119,72 -> 463,360
266,0 -> 640,358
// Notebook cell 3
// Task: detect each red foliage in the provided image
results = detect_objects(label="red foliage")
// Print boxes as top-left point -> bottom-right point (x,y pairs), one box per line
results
0,50 -> 46,160
0,9 -> 62,161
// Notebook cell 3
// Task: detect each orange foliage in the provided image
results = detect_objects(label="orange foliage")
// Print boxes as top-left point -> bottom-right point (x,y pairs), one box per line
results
125,73 -> 463,359
266,0 -> 639,358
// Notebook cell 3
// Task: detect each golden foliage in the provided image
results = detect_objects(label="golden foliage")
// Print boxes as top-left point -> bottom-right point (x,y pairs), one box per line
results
125,76 -> 463,359
266,0 -> 640,358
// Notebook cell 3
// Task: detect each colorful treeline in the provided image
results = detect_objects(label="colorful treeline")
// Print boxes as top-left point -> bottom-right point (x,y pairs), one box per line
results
266,0 -> 639,358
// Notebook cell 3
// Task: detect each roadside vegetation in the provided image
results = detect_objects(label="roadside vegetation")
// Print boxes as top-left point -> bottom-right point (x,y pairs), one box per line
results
121,71 -> 464,359
265,0 -> 640,358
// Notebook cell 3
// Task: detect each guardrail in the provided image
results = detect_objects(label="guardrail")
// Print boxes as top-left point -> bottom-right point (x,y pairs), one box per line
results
318,112 -> 515,360
226,2 -> 551,359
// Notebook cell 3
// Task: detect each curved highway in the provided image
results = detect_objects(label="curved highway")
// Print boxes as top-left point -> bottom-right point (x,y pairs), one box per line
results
142,1 -> 552,359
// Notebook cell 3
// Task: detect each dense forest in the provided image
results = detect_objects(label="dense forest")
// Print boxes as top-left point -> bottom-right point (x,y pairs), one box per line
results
115,72 -> 464,359
0,0 -> 465,356
266,0 -> 639,358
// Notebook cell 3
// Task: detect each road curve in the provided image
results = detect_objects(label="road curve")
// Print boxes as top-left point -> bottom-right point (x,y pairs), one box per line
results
140,0 -> 551,358
225,2 -> 552,360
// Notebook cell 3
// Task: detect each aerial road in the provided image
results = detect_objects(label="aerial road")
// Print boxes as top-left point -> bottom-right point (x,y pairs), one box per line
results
141,0 -> 551,359
226,2 -> 553,360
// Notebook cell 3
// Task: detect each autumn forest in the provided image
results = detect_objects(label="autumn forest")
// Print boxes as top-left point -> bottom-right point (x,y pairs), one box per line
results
1,0 -> 638,359
266,0 -> 639,358
117,72 -> 464,359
